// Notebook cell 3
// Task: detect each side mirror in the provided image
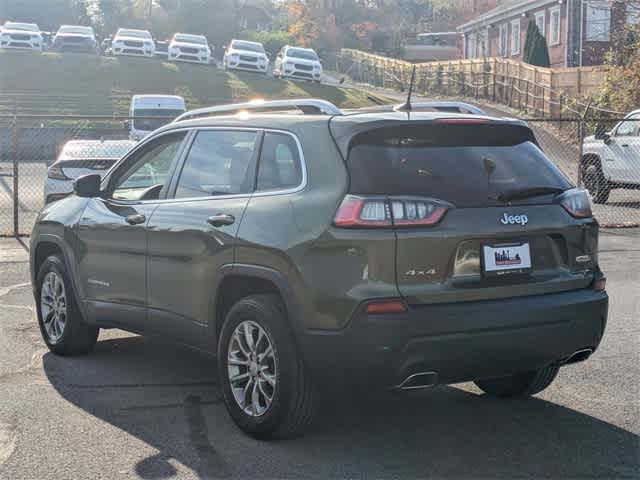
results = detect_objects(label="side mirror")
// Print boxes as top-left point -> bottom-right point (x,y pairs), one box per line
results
594,122 -> 610,142
73,174 -> 101,198
123,119 -> 130,130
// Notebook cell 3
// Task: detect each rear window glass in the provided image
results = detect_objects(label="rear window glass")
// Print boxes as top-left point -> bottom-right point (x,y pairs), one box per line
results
347,124 -> 571,207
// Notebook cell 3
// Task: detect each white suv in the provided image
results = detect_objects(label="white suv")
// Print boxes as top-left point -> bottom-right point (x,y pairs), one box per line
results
168,33 -> 211,64
0,22 -> 43,51
111,28 -> 155,57
582,110 -> 640,203
52,25 -> 98,54
274,46 -> 322,83
223,39 -> 268,74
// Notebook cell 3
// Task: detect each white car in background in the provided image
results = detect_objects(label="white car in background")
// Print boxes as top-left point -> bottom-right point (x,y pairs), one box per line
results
168,33 -> 211,64
582,109 -> 640,204
111,28 -> 155,57
127,95 -> 186,141
45,139 -> 135,204
52,25 -> 98,54
274,45 -> 322,82
223,39 -> 268,74
0,22 -> 43,51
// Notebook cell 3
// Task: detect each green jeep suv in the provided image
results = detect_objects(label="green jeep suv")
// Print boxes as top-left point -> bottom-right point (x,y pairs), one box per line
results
30,99 -> 608,438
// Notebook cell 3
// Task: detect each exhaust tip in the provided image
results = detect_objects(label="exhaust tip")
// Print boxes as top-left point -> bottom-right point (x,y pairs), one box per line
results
562,348 -> 594,365
394,371 -> 438,391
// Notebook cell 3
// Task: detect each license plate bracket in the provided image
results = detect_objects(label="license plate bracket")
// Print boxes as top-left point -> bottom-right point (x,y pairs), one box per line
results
482,242 -> 532,276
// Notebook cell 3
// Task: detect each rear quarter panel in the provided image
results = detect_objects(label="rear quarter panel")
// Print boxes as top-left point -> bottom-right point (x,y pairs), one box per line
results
235,123 -> 400,331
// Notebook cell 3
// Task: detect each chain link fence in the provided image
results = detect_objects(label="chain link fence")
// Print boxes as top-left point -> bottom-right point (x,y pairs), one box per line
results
0,113 -> 638,236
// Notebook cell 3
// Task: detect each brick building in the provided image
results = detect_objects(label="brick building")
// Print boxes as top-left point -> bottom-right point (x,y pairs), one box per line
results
458,0 -> 639,67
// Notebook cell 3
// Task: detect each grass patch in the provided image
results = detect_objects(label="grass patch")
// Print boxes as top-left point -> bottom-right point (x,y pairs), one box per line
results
0,51 -> 390,116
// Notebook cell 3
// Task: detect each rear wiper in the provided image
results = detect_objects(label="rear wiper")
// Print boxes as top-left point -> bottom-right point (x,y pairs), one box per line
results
495,186 -> 566,202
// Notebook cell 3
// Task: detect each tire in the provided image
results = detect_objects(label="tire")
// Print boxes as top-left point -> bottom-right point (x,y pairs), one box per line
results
581,159 -> 610,204
35,255 -> 99,355
218,294 -> 317,439
474,365 -> 560,398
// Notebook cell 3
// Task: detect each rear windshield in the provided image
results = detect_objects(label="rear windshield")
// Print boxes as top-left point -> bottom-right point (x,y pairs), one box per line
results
347,124 -> 571,207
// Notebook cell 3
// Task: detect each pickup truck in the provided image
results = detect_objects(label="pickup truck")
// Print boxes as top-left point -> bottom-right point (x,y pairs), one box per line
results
582,110 -> 640,203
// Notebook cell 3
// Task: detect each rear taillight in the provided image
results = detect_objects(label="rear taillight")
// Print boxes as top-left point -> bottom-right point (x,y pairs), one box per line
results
334,195 -> 448,228
47,164 -> 70,180
559,189 -> 592,218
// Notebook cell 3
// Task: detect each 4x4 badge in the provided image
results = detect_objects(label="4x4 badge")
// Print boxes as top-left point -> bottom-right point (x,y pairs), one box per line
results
500,213 -> 528,226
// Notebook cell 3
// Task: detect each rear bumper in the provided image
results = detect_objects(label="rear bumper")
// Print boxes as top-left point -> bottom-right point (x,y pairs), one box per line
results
300,288 -> 608,388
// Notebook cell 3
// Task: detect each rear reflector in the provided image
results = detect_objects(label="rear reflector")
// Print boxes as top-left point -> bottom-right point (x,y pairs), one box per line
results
366,300 -> 407,314
334,195 -> 449,228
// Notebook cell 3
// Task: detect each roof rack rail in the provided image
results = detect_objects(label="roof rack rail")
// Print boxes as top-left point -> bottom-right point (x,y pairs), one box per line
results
394,101 -> 487,115
174,98 -> 343,122
345,101 -> 487,116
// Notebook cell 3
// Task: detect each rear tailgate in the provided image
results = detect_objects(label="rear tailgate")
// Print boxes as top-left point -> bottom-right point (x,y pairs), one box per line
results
343,121 -> 599,305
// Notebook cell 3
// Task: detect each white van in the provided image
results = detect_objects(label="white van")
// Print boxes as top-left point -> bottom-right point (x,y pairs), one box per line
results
128,95 -> 186,141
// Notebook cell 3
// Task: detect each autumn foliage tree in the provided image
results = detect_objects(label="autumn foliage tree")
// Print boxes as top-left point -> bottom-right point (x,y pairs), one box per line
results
599,22 -> 640,112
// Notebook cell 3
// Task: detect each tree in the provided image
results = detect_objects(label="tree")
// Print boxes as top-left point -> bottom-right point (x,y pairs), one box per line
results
598,19 -> 640,112
0,0 -> 91,30
523,20 -> 550,67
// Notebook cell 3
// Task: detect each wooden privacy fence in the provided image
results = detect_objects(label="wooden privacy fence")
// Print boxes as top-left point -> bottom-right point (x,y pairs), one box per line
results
337,49 -> 610,118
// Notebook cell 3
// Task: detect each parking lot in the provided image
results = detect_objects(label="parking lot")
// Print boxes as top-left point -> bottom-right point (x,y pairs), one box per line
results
0,232 -> 638,479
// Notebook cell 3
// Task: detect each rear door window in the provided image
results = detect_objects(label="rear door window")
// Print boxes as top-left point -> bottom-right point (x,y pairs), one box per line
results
256,132 -> 303,191
347,124 -> 571,207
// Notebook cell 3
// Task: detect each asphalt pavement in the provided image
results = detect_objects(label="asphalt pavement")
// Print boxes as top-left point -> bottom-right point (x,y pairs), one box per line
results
0,232 -> 638,479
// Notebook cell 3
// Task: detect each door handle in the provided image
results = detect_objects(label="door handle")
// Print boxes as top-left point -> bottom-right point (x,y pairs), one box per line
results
621,144 -> 630,147
207,213 -> 235,227
125,213 -> 146,225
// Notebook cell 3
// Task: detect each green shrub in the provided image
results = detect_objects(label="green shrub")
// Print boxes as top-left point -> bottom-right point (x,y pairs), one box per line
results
242,30 -> 295,57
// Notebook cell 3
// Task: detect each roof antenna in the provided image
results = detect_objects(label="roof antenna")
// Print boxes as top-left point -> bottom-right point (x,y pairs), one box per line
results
395,65 -> 417,112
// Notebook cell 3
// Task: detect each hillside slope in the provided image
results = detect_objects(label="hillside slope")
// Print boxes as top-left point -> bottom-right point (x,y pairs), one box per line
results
0,51 -> 389,115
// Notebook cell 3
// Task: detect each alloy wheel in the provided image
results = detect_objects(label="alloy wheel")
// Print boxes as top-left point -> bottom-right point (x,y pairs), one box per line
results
40,271 -> 67,343
227,320 -> 278,417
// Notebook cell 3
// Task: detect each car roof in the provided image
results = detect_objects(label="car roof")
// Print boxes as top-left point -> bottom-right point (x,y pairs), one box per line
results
58,25 -> 93,31
160,109 -> 524,151
132,94 -> 184,101
286,45 -> 316,52
231,39 -> 263,46
117,28 -> 150,35
59,140 -> 135,159
3,22 -> 39,30
174,33 -> 206,40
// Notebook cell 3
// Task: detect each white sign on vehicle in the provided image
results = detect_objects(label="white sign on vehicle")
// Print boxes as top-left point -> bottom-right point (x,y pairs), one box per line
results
483,243 -> 532,273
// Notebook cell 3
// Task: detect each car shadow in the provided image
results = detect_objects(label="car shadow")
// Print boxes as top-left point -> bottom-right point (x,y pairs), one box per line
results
43,335 -> 639,479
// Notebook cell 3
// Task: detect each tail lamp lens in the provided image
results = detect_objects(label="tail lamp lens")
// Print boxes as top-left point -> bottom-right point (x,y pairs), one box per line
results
47,165 -> 70,180
334,195 -> 448,228
560,189 -> 592,218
